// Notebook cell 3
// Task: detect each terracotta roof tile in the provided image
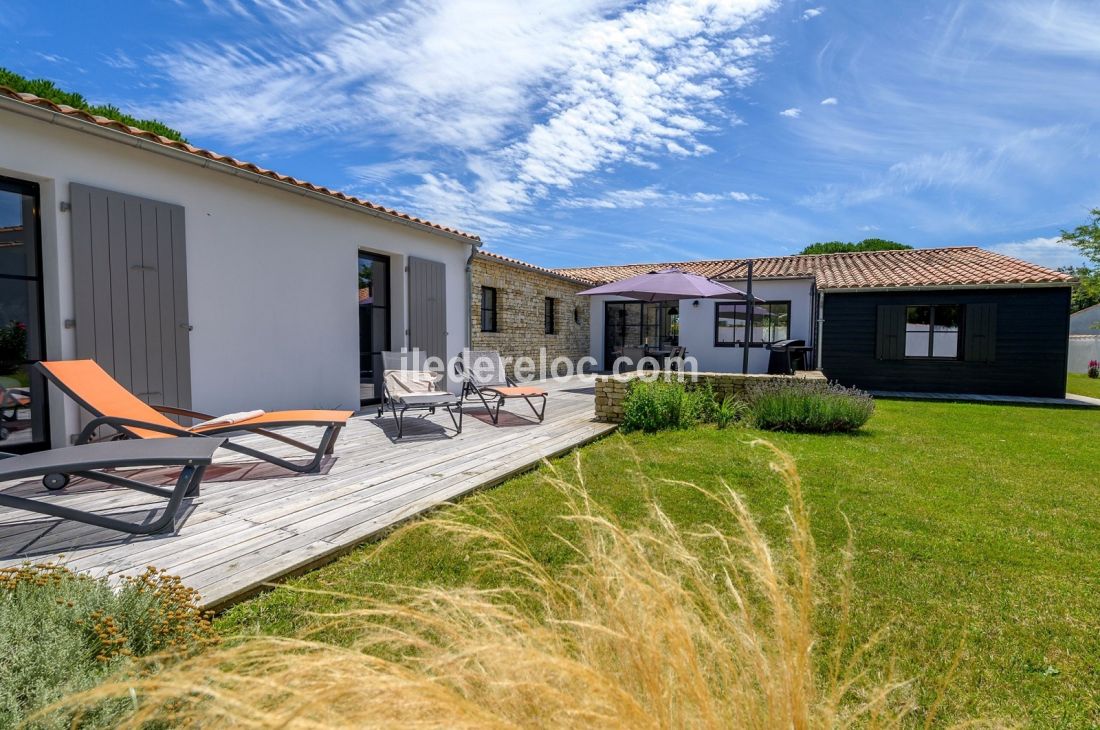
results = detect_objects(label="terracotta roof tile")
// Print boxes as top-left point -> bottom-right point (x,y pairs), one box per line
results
0,86 -> 480,243
475,250 -> 591,285
554,247 -> 1074,290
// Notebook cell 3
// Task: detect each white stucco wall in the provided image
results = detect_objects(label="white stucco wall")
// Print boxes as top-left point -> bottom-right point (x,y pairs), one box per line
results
588,278 -> 816,373
0,108 -> 474,444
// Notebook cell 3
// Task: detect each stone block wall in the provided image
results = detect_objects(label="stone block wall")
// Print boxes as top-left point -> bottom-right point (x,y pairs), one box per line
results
471,253 -> 591,376
594,370 -> 827,422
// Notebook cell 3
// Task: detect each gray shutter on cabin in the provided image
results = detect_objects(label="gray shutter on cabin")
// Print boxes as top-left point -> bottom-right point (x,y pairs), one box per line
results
964,303 -> 997,362
875,305 -> 906,360
69,184 -> 192,413
407,257 -> 447,363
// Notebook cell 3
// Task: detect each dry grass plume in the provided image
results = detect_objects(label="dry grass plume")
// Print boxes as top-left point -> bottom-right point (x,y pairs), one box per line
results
43,438 -> 927,728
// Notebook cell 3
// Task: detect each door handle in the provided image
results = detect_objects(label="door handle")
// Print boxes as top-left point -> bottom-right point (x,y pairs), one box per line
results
179,323 -> 194,331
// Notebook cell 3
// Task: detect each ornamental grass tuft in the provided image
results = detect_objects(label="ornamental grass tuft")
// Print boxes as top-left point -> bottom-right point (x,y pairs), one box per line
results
52,442 -> 926,728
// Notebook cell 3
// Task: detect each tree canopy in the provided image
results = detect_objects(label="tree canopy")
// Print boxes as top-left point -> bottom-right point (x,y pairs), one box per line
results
0,67 -> 186,142
1060,208 -> 1100,313
798,238 -> 912,256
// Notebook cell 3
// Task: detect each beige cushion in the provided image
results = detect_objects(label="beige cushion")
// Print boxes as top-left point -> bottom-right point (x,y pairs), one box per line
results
384,370 -> 457,405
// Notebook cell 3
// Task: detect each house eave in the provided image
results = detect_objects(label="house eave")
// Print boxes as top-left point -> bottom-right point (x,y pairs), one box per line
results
476,253 -> 589,286
819,281 -> 1074,293
0,95 -> 480,247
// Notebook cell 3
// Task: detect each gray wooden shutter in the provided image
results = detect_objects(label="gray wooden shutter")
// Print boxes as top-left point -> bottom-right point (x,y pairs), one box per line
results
875,305 -> 906,360
69,184 -> 191,411
407,257 -> 447,363
964,303 -> 997,362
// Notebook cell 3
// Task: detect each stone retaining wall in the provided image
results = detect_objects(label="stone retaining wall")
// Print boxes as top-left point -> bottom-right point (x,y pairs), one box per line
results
594,370 -> 827,422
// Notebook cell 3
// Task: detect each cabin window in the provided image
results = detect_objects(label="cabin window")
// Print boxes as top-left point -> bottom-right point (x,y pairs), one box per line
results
714,301 -> 791,346
905,304 -> 959,358
481,287 -> 498,332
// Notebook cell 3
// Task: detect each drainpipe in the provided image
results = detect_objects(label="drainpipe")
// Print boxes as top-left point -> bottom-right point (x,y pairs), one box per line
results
815,289 -> 825,370
465,245 -> 476,352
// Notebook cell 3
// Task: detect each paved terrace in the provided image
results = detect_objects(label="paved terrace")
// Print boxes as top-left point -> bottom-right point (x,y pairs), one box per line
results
0,376 -> 614,609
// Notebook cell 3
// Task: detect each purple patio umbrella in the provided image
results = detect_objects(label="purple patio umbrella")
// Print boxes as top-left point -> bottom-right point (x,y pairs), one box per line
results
576,268 -> 754,301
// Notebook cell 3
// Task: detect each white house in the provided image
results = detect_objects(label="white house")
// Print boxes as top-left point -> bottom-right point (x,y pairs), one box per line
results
0,89 -> 479,452
559,247 -> 1074,398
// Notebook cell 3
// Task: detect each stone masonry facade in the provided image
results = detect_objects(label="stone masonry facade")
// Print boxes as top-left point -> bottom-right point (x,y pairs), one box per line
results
594,371 -> 827,422
471,252 -> 591,376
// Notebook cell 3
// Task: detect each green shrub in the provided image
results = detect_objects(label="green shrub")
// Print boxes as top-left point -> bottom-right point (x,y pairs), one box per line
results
714,395 -> 750,429
622,379 -> 717,433
0,563 -> 215,728
745,379 -> 874,433
0,67 -> 187,142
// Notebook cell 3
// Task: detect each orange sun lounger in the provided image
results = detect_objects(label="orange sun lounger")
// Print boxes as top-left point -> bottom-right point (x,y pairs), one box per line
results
458,350 -> 547,424
36,360 -> 353,474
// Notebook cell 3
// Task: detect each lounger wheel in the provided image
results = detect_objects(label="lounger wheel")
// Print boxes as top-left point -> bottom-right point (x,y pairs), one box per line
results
43,473 -> 71,491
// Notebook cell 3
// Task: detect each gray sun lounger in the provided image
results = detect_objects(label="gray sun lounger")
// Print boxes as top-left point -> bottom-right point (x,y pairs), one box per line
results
0,438 -> 224,534
377,351 -> 462,439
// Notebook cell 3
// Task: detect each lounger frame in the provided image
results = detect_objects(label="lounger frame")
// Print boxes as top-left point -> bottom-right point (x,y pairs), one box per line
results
457,353 -> 547,425
377,383 -> 462,439
35,364 -> 342,474
0,439 -> 221,534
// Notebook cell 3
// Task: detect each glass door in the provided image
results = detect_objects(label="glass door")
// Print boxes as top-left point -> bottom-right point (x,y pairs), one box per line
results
358,251 -> 391,404
0,177 -> 48,451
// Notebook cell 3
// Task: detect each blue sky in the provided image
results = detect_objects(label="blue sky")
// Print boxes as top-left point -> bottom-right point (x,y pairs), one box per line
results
3,0 -> 1098,269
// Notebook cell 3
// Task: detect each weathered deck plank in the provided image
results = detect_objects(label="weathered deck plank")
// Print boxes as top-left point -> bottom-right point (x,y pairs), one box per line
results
0,376 -> 613,608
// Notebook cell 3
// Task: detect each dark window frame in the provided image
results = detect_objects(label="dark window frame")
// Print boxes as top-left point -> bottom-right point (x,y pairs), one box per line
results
480,286 -> 498,332
0,175 -> 50,452
358,250 -> 391,406
713,300 -> 792,347
602,300 -> 678,366
544,297 -> 556,335
904,303 -> 962,360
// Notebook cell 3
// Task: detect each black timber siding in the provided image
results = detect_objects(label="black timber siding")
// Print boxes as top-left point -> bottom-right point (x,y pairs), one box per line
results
820,287 -> 1071,397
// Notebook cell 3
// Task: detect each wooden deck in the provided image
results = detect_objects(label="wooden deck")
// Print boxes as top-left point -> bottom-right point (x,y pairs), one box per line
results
0,376 -> 615,609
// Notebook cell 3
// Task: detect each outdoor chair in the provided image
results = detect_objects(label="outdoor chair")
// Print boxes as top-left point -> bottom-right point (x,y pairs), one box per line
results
666,345 -> 687,371
458,350 -> 547,425
378,351 -> 462,439
621,346 -> 647,370
0,437 -> 223,534
35,360 -> 352,474
0,385 -> 31,441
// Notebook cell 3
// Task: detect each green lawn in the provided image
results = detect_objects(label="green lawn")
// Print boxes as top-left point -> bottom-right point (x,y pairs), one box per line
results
218,400 -> 1100,727
1067,373 -> 1100,399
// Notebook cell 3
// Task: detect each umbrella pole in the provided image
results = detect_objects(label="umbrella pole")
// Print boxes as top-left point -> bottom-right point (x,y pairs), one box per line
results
742,260 -> 754,375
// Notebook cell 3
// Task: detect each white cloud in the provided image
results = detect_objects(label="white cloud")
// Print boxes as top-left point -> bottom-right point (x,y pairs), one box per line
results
138,0 -> 778,235
988,236 -> 1084,269
561,185 -> 763,209
802,7 -> 824,20
989,0 -> 1100,60
800,124 -> 1092,211
820,97 -> 838,105
780,107 -> 802,118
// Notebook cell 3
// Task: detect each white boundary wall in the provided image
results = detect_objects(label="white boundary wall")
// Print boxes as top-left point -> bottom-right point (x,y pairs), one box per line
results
1068,335 -> 1100,373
